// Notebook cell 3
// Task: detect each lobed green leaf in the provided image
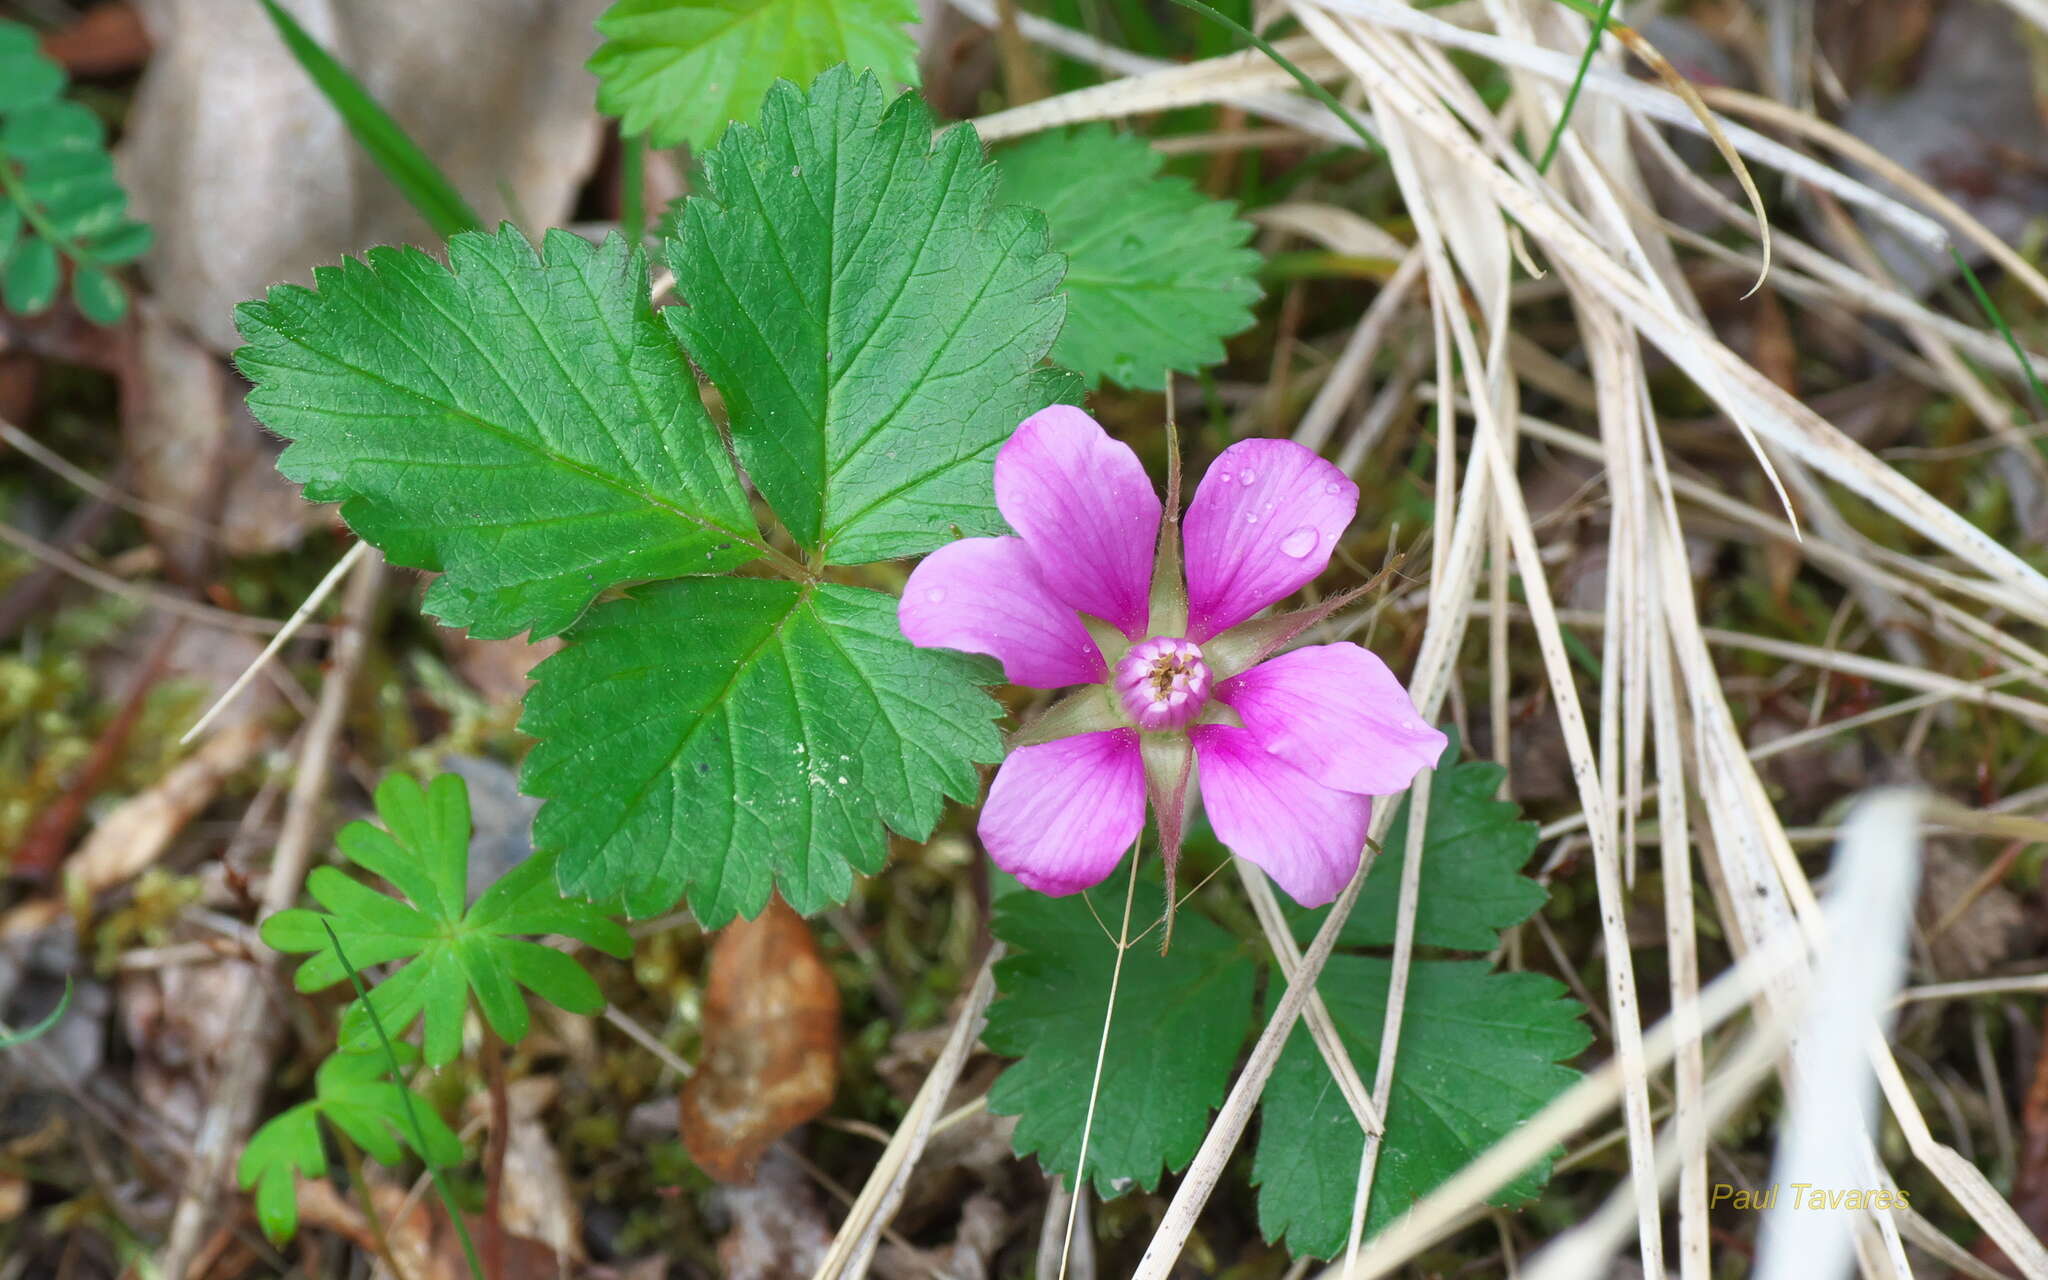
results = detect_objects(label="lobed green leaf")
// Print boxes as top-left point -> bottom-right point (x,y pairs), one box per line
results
590,0 -> 920,149
984,882 -> 1255,1196
994,125 -> 1261,390
235,226 -> 762,640
1253,958 -> 1590,1254
523,576 -> 1003,923
665,65 -> 1076,559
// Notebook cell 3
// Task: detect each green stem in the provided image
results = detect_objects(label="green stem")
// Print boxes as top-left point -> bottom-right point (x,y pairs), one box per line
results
1159,0 -> 1382,154
1538,0 -> 1619,174
0,160 -> 102,270
1951,246 -> 2048,416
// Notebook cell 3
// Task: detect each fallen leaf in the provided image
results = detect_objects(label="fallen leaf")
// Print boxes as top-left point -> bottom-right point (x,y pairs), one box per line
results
40,3 -> 151,77
68,719 -> 268,898
294,1178 -> 559,1280
680,895 -> 841,1184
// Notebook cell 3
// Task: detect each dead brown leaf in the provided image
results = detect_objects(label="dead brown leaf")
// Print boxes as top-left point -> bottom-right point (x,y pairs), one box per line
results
69,719 -> 268,897
680,894 -> 841,1184
294,1178 -> 558,1280
41,3 -> 151,77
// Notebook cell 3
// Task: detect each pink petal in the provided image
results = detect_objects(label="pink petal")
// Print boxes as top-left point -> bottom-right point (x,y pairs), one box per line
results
980,729 -> 1146,895
1182,439 -> 1358,640
900,537 -> 1104,689
995,406 -> 1161,637
1193,724 -> 1371,908
1219,643 -> 1447,795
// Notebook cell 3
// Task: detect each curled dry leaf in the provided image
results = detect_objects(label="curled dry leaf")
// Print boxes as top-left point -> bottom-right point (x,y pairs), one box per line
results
680,894 -> 842,1184
716,1146 -> 835,1280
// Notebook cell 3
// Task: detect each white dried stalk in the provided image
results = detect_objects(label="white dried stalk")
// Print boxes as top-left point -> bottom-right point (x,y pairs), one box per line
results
812,946 -> 1002,1279
1755,791 -> 1925,1280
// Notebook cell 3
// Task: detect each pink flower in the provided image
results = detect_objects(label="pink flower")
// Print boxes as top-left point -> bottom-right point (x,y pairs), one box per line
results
899,406 -> 1445,908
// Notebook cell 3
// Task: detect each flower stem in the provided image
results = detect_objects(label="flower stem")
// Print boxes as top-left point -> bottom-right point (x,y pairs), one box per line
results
1057,840 -> 1142,1279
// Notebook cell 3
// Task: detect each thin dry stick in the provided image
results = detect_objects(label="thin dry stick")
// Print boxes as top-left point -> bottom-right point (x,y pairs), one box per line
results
182,540 -> 370,743
1236,865 -> 1384,1137
0,520 -> 291,634
1058,848 -> 1143,1280
812,946 -> 1004,1279
157,548 -> 385,1280
1341,765 -> 1430,1271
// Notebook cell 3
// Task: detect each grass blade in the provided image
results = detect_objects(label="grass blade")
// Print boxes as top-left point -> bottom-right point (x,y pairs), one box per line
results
0,978 -> 71,1050
1537,0 -> 1617,173
255,0 -> 482,238
1952,246 -> 2048,415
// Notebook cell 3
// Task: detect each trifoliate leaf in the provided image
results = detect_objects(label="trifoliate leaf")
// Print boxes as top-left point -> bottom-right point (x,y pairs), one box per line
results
0,25 -> 149,324
984,881 -> 1256,1196
590,0 -> 919,149
261,773 -> 630,1067
1253,958 -> 1589,1255
666,66 -> 1076,560
237,1047 -> 463,1246
994,125 -> 1260,390
522,577 -> 1002,923
1288,744 -> 1545,952
235,226 -> 761,640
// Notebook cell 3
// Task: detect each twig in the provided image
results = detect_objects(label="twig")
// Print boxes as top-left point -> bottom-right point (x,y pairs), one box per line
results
154,548 -> 385,1280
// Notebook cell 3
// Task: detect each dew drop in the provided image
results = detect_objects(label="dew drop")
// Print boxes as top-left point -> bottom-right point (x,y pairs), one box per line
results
1323,481 -> 1342,495
1244,512 -> 1259,525
924,586 -> 947,603
1280,526 -> 1318,558
1239,468 -> 1257,484
792,165 -> 803,177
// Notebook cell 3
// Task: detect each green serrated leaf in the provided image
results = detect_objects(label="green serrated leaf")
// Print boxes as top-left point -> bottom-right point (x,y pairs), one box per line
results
262,773 -> 630,1067
994,125 -> 1261,390
1288,741 -> 1545,952
984,882 -> 1255,1196
234,225 -> 763,640
523,577 -> 1002,923
1254,958 -> 1589,1255
666,66 -> 1076,559
590,0 -> 920,149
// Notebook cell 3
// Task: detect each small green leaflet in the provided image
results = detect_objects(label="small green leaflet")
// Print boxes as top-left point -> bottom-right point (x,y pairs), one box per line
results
994,125 -> 1260,391
1253,958 -> 1590,1254
590,0 -> 919,149
235,226 -> 762,640
262,773 -> 631,1067
985,881 -> 1254,1195
237,1046 -> 464,1245
0,21 -> 151,324
522,578 -> 1002,924
1287,746 -> 1546,951
983,742 -> 1589,1246
667,66 -> 1077,560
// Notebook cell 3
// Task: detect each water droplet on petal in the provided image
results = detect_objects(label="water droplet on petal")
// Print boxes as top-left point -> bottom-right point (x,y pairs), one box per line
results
1244,512 -> 1259,525
1239,468 -> 1257,484
1323,480 -> 1342,494
1280,526 -> 1318,558
924,587 -> 947,603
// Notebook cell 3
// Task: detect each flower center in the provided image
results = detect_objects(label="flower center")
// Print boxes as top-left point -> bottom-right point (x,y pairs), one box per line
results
1113,636 -> 1213,731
